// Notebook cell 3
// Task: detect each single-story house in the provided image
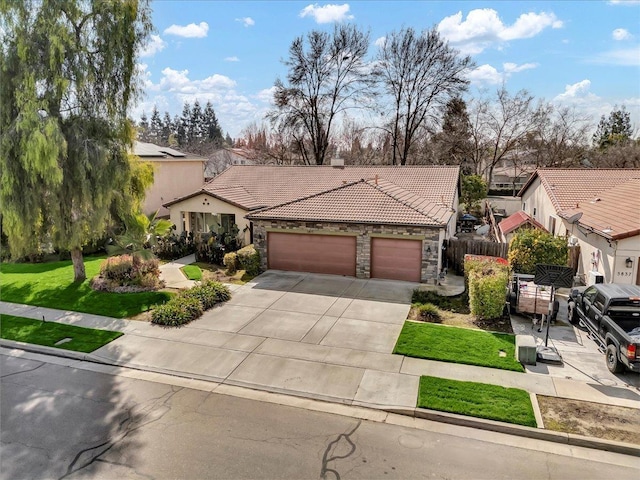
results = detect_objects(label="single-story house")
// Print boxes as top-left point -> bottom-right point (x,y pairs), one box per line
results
518,168 -> 640,286
497,210 -> 547,244
134,141 -> 207,217
164,165 -> 460,282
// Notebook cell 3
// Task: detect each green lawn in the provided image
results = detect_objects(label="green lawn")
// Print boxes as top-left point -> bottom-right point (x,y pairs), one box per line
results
0,257 -> 172,318
0,314 -> 123,353
418,376 -> 536,427
181,264 -> 203,281
394,321 -> 524,372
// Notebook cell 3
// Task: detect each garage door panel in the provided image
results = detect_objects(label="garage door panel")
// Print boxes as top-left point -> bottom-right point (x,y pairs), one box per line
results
371,237 -> 422,282
268,233 -> 356,276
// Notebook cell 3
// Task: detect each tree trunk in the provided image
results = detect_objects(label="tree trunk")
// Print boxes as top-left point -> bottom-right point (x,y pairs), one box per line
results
71,248 -> 86,282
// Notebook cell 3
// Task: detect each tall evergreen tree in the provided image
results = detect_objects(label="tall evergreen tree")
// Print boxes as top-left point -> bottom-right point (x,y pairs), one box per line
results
138,111 -> 150,142
203,101 -> 223,145
0,0 -> 153,281
593,106 -> 633,149
149,105 -> 163,144
189,100 -> 204,145
178,102 -> 191,146
161,111 -> 173,145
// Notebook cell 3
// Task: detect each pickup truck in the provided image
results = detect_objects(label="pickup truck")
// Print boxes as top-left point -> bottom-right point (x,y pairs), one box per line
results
569,284 -> 640,373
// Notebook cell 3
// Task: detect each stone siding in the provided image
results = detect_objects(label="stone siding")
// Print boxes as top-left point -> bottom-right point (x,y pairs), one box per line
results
252,220 -> 441,282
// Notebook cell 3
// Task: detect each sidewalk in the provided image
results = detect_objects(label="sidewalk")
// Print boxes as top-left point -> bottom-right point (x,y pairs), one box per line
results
159,253 -> 198,289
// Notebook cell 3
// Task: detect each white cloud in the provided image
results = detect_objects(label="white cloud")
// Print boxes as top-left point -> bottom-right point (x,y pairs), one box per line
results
554,79 -> 594,100
139,34 -> 167,58
437,9 -> 562,54
612,28 -> 633,40
591,45 -> 640,66
300,3 -> 354,24
236,17 -> 255,27
163,22 -> 209,38
608,0 -> 640,4
467,62 -> 538,86
225,56 -> 240,62
374,36 -> 386,48
255,86 -> 277,104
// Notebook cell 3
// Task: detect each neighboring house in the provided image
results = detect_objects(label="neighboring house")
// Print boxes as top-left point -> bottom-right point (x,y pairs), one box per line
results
497,210 -> 547,244
205,148 -> 260,180
518,168 -> 640,286
134,141 -> 206,217
164,165 -> 460,282
490,163 -> 536,194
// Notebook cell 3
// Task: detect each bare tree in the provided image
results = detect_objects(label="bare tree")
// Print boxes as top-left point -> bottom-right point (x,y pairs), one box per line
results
268,24 -> 372,165
468,87 -> 541,188
374,27 -> 473,165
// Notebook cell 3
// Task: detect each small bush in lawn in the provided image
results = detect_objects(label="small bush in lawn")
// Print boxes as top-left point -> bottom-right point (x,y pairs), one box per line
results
101,255 -> 134,282
200,280 -> 231,304
236,244 -> 261,277
224,252 -> 238,274
412,289 -> 470,314
417,303 -> 441,322
97,255 -> 163,291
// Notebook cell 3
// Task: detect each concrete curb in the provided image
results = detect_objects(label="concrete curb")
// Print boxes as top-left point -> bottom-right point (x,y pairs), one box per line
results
3,340 -> 639,457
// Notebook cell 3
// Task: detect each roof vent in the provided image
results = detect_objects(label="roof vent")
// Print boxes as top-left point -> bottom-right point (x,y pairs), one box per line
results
590,198 -> 601,203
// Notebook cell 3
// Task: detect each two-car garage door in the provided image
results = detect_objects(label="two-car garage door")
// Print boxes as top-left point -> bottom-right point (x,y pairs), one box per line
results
267,232 -> 423,282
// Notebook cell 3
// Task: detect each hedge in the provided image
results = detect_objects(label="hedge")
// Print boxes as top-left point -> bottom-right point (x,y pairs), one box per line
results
151,280 -> 231,326
466,257 -> 509,320
236,244 -> 261,277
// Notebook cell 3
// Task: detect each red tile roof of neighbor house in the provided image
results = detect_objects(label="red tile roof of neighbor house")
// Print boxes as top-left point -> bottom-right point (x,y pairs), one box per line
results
246,178 -> 455,226
519,168 -> 640,240
560,178 -> 640,240
165,165 -> 459,222
498,211 -> 547,236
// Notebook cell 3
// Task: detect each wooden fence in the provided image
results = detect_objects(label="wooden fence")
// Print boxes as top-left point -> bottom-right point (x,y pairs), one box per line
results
445,239 -> 508,275
445,240 -> 581,276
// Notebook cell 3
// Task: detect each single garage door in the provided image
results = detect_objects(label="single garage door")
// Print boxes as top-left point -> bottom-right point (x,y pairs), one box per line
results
267,232 -> 356,276
371,237 -> 422,282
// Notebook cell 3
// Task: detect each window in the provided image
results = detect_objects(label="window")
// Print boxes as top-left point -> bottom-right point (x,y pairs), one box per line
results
548,216 -> 556,235
220,214 -> 236,234
533,207 -> 537,217
583,286 -> 597,304
190,212 -> 218,234
594,293 -> 606,312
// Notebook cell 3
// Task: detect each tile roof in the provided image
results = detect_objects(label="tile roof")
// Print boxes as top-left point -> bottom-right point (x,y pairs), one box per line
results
560,178 -> 640,240
198,165 -> 460,211
499,211 -> 546,236
519,168 -> 640,240
246,179 -> 454,226
519,168 -> 640,212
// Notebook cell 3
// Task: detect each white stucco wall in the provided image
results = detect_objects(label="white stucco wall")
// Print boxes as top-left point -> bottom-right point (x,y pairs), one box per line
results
143,161 -> 205,217
167,194 -> 251,246
520,178 -> 562,235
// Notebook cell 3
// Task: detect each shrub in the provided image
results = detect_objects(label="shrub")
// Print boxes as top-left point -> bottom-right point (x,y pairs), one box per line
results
236,244 -> 261,276
468,266 -> 509,320
151,280 -> 231,326
412,289 -> 470,314
224,252 -> 238,274
101,255 -> 134,282
153,231 -> 196,261
151,302 -> 195,327
417,303 -> 441,322
195,233 -> 226,265
508,229 -> 568,275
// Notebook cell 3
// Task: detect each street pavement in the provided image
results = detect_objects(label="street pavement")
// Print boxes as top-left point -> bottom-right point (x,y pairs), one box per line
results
2,267 -> 640,454
2,353 -> 637,480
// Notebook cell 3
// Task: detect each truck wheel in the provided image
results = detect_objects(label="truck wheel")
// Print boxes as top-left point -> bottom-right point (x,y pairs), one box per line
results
606,344 -> 625,374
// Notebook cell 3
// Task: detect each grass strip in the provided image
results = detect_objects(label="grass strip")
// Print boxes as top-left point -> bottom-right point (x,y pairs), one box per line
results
0,257 -> 172,318
418,376 -> 536,427
181,264 -> 203,281
0,314 -> 122,353
394,321 -> 524,372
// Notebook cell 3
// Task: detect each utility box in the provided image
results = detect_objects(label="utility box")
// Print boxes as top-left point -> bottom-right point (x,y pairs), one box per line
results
516,335 -> 537,365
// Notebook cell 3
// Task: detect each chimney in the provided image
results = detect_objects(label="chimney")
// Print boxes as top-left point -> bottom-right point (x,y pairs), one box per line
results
330,156 -> 344,167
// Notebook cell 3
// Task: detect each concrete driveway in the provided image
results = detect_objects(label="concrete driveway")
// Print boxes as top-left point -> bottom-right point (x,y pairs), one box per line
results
192,270 -> 413,353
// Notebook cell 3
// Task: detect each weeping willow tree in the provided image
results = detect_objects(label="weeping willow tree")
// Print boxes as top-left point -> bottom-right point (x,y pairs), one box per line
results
0,0 -> 153,281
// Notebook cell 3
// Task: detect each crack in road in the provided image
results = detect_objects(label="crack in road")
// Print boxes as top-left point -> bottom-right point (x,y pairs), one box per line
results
0,362 -> 44,379
59,387 -> 182,479
320,420 -> 361,480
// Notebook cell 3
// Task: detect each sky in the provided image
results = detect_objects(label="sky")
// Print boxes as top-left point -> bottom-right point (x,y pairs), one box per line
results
136,1 -> 640,139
